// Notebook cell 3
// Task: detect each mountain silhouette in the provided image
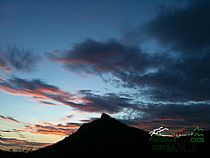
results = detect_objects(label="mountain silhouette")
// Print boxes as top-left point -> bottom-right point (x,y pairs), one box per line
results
1,113 -> 210,157
30,113 -> 151,157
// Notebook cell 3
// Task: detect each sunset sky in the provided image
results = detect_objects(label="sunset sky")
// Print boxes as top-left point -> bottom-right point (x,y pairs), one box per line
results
1,0 -> 210,151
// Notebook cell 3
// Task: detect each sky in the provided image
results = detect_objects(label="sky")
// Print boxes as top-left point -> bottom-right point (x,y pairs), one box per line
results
1,0 -> 210,151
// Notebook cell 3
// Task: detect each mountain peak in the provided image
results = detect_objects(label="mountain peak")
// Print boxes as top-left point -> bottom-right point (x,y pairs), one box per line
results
100,113 -> 111,120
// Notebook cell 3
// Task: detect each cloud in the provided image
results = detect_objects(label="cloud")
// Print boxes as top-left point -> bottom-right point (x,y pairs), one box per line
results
0,46 -> 40,73
0,50 -> 11,73
48,39 -> 163,90
144,0 -> 210,53
0,77 -> 89,109
78,90 -> 138,113
0,137 -> 51,150
0,115 -> 20,123
49,39 -> 150,75
0,77 -> 139,113
48,1 -> 210,102
38,100 -> 57,106
0,76 -> 5,82
138,0 -> 210,101
0,129 -> 22,133
122,103 -> 210,130
25,122 -> 80,136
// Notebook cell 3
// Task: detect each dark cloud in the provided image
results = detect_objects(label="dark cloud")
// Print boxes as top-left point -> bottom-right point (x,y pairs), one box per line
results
143,103 -> 210,125
0,76 -> 5,82
38,100 -> 57,106
49,38 -> 210,101
48,39 -> 164,91
144,0 -> 210,53
0,46 -> 40,73
0,115 -> 20,123
124,52 -> 210,102
0,129 -> 22,133
122,103 -> 210,130
139,0 -> 210,101
49,39 -> 150,75
80,117 -> 98,123
0,49 -> 11,73
79,90 -> 138,113
49,0 -> 210,102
